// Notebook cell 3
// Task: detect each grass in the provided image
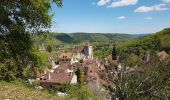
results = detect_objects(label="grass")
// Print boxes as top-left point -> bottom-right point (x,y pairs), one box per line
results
0,81 -> 65,100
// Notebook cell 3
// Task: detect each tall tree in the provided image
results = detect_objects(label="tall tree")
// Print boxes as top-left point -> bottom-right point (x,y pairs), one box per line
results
112,41 -> 117,60
76,68 -> 84,87
0,0 -> 62,81
46,45 -> 52,52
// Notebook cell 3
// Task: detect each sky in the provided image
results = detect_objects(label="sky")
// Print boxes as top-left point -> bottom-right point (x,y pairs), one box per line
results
51,0 -> 170,34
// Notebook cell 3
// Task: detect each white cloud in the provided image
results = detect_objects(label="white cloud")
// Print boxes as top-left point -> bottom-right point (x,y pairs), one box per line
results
97,0 -> 111,6
135,4 -> 169,13
162,0 -> 170,3
145,17 -> 152,20
117,16 -> 126,19
107,0 -> 138,8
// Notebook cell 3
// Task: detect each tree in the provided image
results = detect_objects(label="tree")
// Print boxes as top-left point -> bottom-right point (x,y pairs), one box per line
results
0,0 -> 62,81
108,53 -> 170,99
112,42 -> 117,60
76,68 -> 84,87
46,45 -> 52,52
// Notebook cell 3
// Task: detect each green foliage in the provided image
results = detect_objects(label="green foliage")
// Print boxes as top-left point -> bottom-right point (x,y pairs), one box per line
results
158,34 -> 170,51
112,43 -> 117,60
76,68 -> 84,87
54,33 -> 76,44
33,50 -> 51,71
42,33 -> 137,45
68,85 -> 97,100
0,33 -> 39,81
46,45 -> 52,52
0,0 -> 62,81
51,84 -> 97,100
69,33 -> 136,44
121,53 -> 144,67
109,53 -> 170,99
93,43 -> 112,59
105,28 -> 170,99
32,33 -> 63,46
118,28 -> 170,54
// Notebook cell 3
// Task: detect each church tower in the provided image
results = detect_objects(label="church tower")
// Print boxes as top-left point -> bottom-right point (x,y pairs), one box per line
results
83,42 -> 93,59
88,45 -> 93,59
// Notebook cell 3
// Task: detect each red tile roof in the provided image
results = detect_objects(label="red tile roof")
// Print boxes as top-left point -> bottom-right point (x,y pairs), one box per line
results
40,64 -> 74,86
41,72 -> 73,85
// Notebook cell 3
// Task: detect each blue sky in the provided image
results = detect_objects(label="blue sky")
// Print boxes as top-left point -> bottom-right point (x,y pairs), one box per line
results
51,0 -> 170,34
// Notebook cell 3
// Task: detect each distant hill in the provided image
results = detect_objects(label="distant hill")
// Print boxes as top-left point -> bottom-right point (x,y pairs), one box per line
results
55,33 -> 138,44
54,33 -> 76,44
132,34 -> 149,38
31,32 -> 144,50
118,28 -> 170,52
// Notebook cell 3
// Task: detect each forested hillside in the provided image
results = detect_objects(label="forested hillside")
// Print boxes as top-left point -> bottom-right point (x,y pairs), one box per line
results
118,28 -> 170,53
67,33 -> 136,44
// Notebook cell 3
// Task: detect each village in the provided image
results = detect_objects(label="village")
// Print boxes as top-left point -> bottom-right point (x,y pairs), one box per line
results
37,43 -> 108,89
36,42 -> 169,95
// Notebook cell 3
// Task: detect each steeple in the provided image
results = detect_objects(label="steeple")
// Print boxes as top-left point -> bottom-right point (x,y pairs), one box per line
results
112,41 -> 117,60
